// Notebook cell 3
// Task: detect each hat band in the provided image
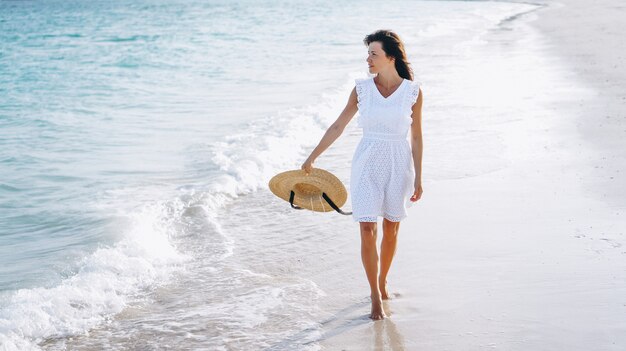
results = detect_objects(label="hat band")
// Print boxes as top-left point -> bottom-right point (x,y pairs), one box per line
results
289,190 -> 352,216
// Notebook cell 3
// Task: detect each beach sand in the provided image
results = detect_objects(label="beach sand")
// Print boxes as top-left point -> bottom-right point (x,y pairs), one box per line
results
311,1 -> 626,350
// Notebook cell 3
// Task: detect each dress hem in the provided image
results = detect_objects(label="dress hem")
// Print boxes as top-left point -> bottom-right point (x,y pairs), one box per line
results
352,213 -> 407,223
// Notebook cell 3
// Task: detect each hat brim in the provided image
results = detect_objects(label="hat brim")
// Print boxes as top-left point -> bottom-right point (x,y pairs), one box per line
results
268,168 -> 348,212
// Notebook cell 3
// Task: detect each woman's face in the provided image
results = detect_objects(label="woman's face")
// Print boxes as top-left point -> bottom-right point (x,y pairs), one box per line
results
367,41 -> 394,74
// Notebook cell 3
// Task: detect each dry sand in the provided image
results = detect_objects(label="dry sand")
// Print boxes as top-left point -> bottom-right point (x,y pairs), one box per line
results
314,1 -> 626,350
530,0 -> 626,206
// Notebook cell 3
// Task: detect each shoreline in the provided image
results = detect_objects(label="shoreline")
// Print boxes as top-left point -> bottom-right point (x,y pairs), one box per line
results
6,1 -> 623,349
318,1 -> 626,349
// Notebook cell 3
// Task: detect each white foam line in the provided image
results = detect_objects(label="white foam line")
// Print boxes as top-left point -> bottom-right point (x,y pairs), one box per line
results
0,202 -> 189,350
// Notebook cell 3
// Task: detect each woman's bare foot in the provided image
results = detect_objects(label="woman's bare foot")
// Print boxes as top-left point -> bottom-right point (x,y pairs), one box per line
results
370,294 -> 387,320
379,279 -> 391,300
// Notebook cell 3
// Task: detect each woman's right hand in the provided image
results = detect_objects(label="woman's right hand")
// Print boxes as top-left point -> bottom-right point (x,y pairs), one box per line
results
301,157 -> 314,175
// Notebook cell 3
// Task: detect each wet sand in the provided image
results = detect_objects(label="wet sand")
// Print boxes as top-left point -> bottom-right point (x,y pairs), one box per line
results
315,1 -> 626,350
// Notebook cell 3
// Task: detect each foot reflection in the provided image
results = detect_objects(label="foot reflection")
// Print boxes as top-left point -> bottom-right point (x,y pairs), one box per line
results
373,302 -> 405,350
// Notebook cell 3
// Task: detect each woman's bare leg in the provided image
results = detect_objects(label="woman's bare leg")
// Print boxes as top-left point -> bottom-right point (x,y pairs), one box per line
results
360,221 -> 386,320
380,218 -> 400,300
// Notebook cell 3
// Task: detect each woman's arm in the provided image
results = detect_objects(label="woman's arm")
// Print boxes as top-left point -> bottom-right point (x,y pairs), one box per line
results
410,88 -> 424,202
301,87 -> 359,174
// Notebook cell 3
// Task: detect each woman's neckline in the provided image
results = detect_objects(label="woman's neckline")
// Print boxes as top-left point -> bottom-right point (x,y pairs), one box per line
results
371,77 -> 406,100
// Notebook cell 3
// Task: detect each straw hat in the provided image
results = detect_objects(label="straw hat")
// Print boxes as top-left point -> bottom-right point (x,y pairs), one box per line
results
268,168 -> 352,215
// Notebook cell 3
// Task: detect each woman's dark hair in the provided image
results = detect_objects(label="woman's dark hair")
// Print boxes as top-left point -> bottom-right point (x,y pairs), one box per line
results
363,30 -> 413,81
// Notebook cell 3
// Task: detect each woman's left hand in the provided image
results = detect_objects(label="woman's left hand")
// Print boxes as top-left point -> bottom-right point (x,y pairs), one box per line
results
410,182 -> 423,202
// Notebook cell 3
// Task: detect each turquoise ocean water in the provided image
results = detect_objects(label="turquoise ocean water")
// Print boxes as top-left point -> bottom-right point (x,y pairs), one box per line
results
0,1 -> 539,349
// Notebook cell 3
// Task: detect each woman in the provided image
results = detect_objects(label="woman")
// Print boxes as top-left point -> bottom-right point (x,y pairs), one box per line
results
301,29 -> 423,320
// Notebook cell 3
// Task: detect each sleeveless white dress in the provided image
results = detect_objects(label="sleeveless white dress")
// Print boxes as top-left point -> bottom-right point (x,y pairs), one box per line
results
350,77 -> 421,223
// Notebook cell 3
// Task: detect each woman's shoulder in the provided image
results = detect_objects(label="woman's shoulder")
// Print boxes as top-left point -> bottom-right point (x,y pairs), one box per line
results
354,77 -> 373,110
354,77 -> 373,95
407,79 -> 423,96
355,76 -> 373,85
407,78 -> 422,88
406,79 -> 423,106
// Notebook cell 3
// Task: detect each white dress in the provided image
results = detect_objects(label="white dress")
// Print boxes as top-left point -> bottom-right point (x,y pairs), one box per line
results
350,77 -> 421,223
